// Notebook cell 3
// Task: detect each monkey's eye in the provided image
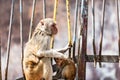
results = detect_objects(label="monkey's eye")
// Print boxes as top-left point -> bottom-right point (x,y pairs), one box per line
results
41,21 -> 44,25
51,23 -> 56,27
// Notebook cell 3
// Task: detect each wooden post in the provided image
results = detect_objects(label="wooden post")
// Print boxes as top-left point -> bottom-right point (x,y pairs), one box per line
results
78,0 -> 88,80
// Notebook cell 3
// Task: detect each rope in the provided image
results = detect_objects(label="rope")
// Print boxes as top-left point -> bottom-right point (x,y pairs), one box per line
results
19,0 -> 25,79
66,0 -> 72,58
98,0 -> 106,67
92,0 -> 97,67
28,0 -> 36,41
50,0 -> 58,49
53,0 -> 58,21
73,0 -> 79,62
5,0 -> 15,80
43,0 -> 46,19
116,0 -> 120,67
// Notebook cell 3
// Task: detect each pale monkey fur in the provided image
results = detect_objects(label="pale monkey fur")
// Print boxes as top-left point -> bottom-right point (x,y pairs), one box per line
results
23,18 -> 69,80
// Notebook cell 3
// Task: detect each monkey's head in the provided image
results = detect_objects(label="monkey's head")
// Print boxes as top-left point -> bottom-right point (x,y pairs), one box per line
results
37,18 -> 58,36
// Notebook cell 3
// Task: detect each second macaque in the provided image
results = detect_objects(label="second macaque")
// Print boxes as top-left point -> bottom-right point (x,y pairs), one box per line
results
53,58 -> 76,80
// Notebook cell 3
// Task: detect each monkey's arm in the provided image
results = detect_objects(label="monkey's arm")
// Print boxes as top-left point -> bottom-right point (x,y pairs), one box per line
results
54,44 -> 71,53
36,49 -> 68,59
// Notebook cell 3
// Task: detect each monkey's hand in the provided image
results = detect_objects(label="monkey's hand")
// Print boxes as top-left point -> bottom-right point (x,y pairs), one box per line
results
56,44 -> 72,53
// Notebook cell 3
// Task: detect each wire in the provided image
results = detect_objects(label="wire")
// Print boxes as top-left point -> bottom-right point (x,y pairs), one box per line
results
5,0 -> 15,80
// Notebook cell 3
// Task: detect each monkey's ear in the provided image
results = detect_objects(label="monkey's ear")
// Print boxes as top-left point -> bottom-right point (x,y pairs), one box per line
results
51,24 -> 58,35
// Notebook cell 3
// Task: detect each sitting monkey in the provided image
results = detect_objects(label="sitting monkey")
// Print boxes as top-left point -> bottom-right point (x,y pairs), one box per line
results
23,18 -> 70,80
53,58 -> 76,80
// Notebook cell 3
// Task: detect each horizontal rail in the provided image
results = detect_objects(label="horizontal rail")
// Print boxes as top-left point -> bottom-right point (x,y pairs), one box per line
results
86,55 -> 119,63
75,55 -> 119,63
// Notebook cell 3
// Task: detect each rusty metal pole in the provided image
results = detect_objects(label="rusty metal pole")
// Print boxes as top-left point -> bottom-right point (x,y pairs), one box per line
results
78,0 -> 88,80
0,30 -> 2,80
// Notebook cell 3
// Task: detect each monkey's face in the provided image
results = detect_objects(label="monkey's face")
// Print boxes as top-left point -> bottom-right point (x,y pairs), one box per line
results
39,18 -> 58,36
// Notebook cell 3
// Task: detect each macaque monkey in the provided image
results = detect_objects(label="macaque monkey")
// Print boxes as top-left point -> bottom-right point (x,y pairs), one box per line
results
23,18 -> 70,80
53,58 -> 76,80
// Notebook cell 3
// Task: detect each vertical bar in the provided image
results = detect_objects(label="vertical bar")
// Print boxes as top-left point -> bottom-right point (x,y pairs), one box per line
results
5,0 -> 15,80
98,0 -> 106,67
50,0 -> 58,49
66,0 -> 72,58
19,0 -> 25,79
43,0 -> 46,18
0,30 -> 2,80
116,0 -> 120,67
50,0 -> 58,51
28,0 -> 36,41
53,0 -> 58,21
73,0 -> 79,62
78,0 -> 88,80
92,0 -> 97,67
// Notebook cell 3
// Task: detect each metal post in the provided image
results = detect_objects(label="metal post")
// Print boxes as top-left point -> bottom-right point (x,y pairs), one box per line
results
73,0 -> 79,62
0,30 -> 2,80
19,0 -> 25,79
43,0 -> 46,18
28,0 -> 36,41
5,0 -> 15,80
98,0 -> 106,67
78,0 -> 88,79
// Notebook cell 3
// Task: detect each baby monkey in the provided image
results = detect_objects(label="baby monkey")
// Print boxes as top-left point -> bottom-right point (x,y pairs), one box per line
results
23,18 -> 70,80
53,58 -> 76,80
